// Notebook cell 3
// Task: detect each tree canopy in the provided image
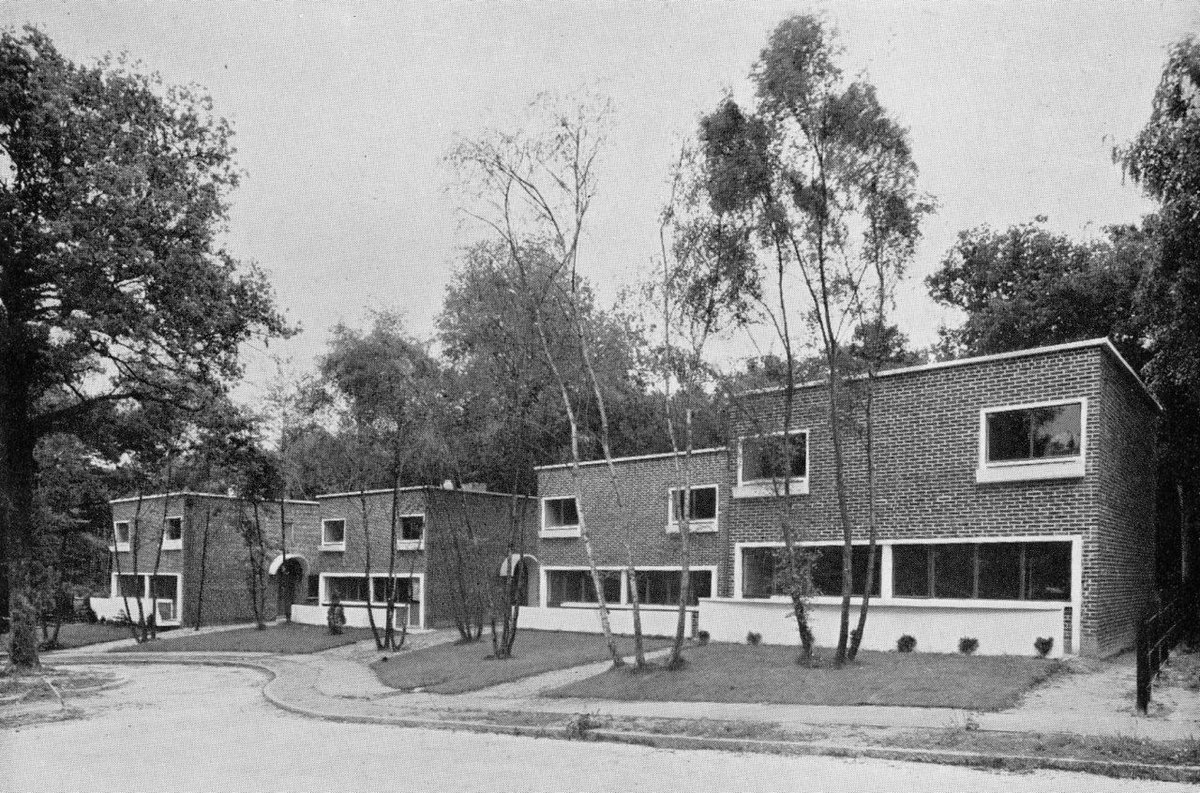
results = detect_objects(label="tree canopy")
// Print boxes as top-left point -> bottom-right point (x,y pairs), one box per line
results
0,28 -> 288,668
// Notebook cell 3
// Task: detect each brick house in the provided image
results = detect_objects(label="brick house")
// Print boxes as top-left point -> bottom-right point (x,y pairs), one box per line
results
520,448 -> 730,637
522,338 -> 1160,658
92,486 -> 536,631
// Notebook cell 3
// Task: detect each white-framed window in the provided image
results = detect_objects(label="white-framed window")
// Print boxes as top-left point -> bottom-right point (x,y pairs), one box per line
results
161,516 -> 183,550
544,567 -> 622,606
110,572 -> 182,623
739,543 -> 880,599
112,520 -> 131,552
321,518 -> 347,551
667,485 -> 719,533
630,568 -> 714,605
319,573 -> 424,628
891,541 -> 1072,601
397,514 -> 425,551
540,496 -> 581,538
977,398 -> 1086,483
734,430 -> 809,498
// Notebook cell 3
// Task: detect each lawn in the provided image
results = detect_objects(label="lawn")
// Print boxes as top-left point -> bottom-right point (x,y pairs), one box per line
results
36,622 -> 136,651
372,630 -> 671,694
547,642 -> 1063,711
115,623 -> 377,654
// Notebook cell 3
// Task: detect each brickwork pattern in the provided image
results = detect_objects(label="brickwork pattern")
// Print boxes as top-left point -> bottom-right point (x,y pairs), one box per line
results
536,450 -> 733,598
723,344 -> 1157,657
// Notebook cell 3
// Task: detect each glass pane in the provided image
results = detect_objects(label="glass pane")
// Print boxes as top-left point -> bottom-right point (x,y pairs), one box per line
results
690,487 -> 717,520
306,576 -> 319,602
164,518 -> 182,541
977,543 -> 1021,599
1025,542 -> 1072,600
987,404 -> 1081,462
546,498 -> 579,527
742,548 -> 776,598
892,545 -> 930,597
372,577 -> 413,603
1031,404 -> 1082,459
690,570 -> 713,601
323,520 -> 345,543
741,434 -> 807,482
401,516 -> 424,541
150,575 -> 177,600
114,522 -> 130,543
809,547 -> 841,596
933,544 -> 975,598
328,576 -> 369,602
850,546 -> 882,597
118,575 -> 142,598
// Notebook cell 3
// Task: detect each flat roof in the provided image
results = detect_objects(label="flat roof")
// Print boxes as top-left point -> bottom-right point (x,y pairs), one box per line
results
534,447 -> 728,472
315,486 -> 534,500
737,337 -> 1160,411
109,491 -> 320,506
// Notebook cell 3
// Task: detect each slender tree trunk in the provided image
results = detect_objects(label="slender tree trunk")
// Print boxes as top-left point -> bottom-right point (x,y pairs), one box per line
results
848,374 -> 878,661
359,489 -> 382,648
194,505 -> 212,630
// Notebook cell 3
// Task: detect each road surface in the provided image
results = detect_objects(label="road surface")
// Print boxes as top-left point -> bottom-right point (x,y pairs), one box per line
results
0,664 -> 1190,792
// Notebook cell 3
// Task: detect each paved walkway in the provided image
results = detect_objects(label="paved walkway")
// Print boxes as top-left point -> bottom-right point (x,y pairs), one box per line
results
40,630 -> 1200,744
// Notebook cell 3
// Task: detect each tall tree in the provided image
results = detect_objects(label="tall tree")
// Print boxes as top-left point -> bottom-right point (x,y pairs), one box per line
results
1117,35 -> 1200,583
697,15 -> 927,665
0,30 -> 288,668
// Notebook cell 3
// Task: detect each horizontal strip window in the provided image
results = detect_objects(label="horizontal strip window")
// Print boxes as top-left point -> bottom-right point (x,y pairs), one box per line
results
546,569 -> 621,607
892,542 -> 1071,601
324,574 -> 419,605
631,570 -> 713,606
742,546 -> 880,599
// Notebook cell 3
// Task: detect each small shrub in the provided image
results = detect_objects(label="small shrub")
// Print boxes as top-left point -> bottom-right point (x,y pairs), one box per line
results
696,630 -> 710,646
746,631 -> 762,646
1034,636 -> 1054,658
896,634 -> 917,653
958,637 -> 979,656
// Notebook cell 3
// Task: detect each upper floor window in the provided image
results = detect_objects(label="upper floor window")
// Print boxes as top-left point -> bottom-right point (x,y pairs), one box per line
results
977,399 -> 1085,483
668,485 -> 718,533
321,518 -> 346,550
162,516 -> 183,550
113,521 -> 131,551
397,514 -> 425,550
735,431 -> 809,497
541,496 -> 580,538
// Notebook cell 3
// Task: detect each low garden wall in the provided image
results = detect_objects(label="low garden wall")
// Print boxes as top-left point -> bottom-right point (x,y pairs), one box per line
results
89,596 -> 182,627
519,604 -> 697,638
290,603 -> 412,630
698,598 -> 1067,657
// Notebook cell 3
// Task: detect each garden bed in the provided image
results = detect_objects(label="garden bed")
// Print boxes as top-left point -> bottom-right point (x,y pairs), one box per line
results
115,623 -> 377,654
547,642 -> 1063,711
372,630 -> 671,694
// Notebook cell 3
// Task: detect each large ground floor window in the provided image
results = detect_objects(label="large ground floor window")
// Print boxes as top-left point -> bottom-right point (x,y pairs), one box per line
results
892,541 -> 1071,601
321,574 -> 422,626
115,573 -> 179,601
546,567 -> 716,607
742,545 -> 881,598
632,570 -> 713,606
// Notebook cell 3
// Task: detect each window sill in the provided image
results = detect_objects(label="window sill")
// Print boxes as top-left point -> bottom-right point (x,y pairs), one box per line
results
320,543 -> 346,552
540,527 -> 581,539
161,540 -> 182,551
395,540 -> 424,551
975,459 -> 1084,483
730,595 -> 1070,610
732,480 -> 809,499
111,543 -> 130,553
666,521 -> 718,534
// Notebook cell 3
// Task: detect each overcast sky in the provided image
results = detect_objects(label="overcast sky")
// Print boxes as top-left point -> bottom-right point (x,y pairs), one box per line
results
5,1 -> 1198,400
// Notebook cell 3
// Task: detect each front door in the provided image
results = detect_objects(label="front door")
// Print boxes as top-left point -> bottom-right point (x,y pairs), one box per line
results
276,560 -> 302,620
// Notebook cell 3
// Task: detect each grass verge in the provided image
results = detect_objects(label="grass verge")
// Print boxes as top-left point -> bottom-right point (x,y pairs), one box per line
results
547,642 -> 1063,710
372,630 -> 671,694
115,623 -> 376,654
35,622 -> 136,651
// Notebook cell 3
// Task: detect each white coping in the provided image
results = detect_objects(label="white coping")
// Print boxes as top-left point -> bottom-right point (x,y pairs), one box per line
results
315,486 -> 533,500
534,447 -> 728,472
109,491 -> 320,506
734,337 -> 1160,411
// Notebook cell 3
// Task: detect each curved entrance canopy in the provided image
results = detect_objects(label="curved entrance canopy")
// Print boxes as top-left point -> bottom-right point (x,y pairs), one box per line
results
268,553 -> 310,577
499,553 -> 538,577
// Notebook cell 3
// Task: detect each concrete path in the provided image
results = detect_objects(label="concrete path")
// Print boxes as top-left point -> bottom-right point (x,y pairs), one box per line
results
42,635 -> 1200,743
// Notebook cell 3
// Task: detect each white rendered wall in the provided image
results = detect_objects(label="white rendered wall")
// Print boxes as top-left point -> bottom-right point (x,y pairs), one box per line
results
89,596 -> 182,627
519,605 -> 696,638
698,598 -> 1066,658
290,603 -> 413,630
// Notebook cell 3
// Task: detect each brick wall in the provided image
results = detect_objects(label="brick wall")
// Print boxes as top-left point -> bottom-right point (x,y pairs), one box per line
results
723,343 -> 1158,656
535,450 -> 733,597
1088,352 -> 1158,655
